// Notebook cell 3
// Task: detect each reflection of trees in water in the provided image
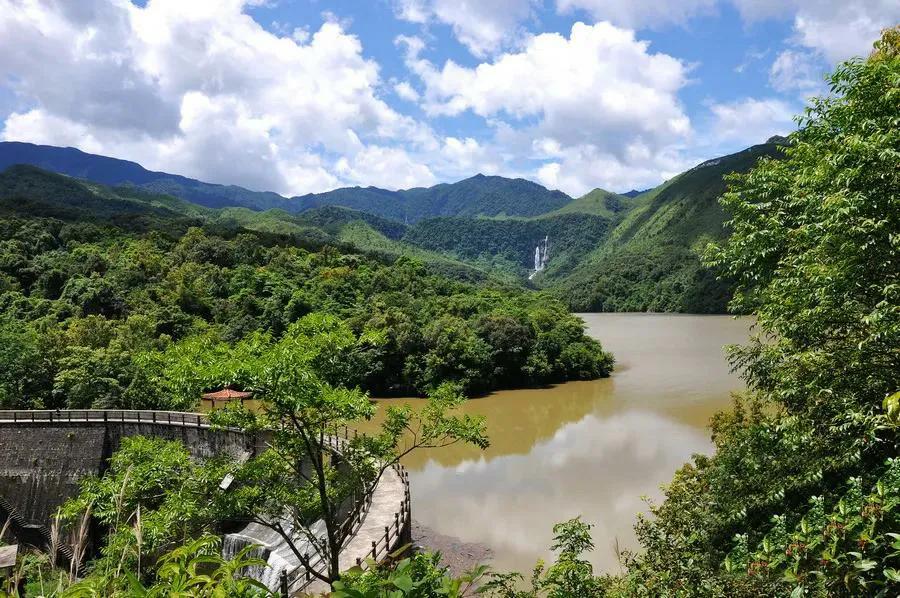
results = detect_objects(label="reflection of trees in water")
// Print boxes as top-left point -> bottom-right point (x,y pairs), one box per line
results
372,378 -> 617,468
410,410 -> 716,574
362,314 -> 752,574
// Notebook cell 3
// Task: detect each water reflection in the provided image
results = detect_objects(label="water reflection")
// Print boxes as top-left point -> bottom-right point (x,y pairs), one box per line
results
374,314 -> 751,574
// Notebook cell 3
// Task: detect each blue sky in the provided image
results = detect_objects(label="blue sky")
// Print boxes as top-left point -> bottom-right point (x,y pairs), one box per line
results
0,0 -> 896,196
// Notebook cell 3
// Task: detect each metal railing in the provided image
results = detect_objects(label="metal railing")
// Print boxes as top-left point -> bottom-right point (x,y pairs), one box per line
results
288,427 -> 413,593
0,409 -> 214,428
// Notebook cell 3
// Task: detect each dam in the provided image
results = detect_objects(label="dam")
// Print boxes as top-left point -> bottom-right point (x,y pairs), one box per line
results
0,409 -> 410,594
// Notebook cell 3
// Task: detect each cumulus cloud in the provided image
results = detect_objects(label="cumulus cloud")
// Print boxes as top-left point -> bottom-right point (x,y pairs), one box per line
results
402,21 -> 692,195
735,0 -> 898,63
789,0 -> 898,63
335,145 -> 436,189
394,81 -> 421,102
707,97 -> 796,148
0,0 -> 437,194
393,0 -> 537,57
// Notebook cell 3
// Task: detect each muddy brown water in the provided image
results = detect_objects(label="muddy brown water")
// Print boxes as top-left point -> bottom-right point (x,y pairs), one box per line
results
371,313 -> 753,575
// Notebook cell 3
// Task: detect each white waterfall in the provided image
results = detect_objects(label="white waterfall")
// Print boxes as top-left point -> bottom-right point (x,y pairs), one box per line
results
529,236 -> 550,280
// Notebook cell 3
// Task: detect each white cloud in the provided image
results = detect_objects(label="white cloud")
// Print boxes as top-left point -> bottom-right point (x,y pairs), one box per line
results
790,0 -> 898,63
394,81 -> 420,102
414,23 -> 690,146
335,145 -> 436,189
769,49 -> 824,93
393,0 -> 537,57
0,0 -> 436,194
557,0 -> 717,29
403,21 -> 692,195
708,97 -> 796,148
556,0 -> 896,64
733,0 -> 898,62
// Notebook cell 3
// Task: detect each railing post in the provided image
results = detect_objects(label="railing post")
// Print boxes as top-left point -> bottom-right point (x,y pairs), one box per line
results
371,540 -> 377,559
385,525 -> 390,546
279,570 -> 288,598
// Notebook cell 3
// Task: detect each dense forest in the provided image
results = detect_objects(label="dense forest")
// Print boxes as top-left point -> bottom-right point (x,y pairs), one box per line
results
0,164 -> 612,411
401,213 -> 613,279
1,138 -> 777,315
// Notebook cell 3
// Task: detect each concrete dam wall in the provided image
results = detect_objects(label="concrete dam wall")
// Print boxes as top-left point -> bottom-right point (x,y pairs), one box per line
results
0,410 -> 254,530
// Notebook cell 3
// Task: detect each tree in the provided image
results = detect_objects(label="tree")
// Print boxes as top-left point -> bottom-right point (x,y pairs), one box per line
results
60,436 -> 230,589
480,518 -> 607,598
605,27 -> 900,595
211,314 -> 488,588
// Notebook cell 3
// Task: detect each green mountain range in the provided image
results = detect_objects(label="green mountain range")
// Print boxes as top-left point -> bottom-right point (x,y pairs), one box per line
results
0,139 -> 786,313
0,142 -> 571,223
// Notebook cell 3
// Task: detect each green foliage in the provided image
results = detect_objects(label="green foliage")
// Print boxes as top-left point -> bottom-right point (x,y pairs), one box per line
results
401,213 -> 612,280
211,348 -> 488,584
725,459 -> 900,596
0,167 -> 612,409
60,436 -> 230,586
333,553 -> 489,598
480,518 -> 609,598
602,27 -> 900,596
552,141 -> 785,313
6,535 -> 273,597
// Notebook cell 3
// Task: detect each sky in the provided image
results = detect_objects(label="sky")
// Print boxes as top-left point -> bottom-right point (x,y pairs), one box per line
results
0,1 -> 896,197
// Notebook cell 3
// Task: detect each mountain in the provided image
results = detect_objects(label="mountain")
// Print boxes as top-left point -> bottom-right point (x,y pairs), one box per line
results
0,139 -> 789,313
620,188 -> 651,198
0,141 -> 290,212
0,142 -> 571,222
548,141 -> 786,312
543,188 -> 630,218
401,212 -> 613,280
296,174 -> 572,223
0,164 -> 493,283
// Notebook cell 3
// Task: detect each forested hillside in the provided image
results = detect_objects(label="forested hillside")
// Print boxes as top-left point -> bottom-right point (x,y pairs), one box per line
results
546,141 -> 785,312
0,138 -> 789,315
0,164 -> 613,409
402,213 -> 613,279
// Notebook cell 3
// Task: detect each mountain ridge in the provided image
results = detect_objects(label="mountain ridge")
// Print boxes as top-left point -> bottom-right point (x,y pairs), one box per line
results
0,141 -> 571,223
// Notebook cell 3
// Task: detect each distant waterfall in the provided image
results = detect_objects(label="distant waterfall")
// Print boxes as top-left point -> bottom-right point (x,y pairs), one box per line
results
529,236 -> 550,280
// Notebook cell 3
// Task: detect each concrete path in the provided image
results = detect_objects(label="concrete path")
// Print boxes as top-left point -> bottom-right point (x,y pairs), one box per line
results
298,465 -> 408,595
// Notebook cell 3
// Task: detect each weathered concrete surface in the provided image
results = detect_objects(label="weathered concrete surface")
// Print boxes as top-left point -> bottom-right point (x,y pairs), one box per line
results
0,412 -> 253,528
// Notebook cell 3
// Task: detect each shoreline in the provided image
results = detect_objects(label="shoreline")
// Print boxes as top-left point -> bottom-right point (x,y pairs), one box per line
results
411,520 -> 493,578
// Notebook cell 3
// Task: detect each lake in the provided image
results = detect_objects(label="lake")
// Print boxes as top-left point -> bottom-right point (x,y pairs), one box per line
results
375,313 -> 752,574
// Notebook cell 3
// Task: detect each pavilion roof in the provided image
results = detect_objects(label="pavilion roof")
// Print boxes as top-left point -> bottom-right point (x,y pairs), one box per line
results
201,388 -> 253,401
